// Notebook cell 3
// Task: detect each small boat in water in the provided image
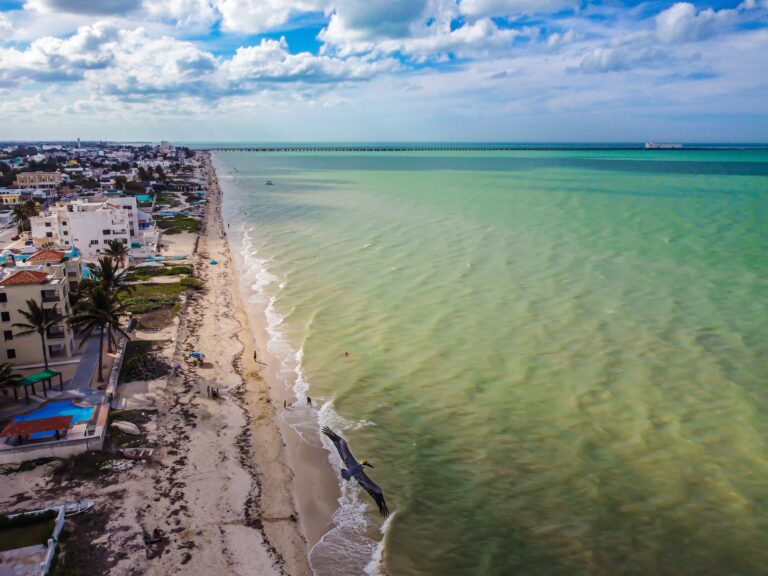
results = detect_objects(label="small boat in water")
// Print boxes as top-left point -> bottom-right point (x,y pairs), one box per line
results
265,180 -> 274,185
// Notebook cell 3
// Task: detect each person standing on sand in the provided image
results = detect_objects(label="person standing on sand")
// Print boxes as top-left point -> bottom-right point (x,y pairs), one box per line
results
307,396 -> 312,406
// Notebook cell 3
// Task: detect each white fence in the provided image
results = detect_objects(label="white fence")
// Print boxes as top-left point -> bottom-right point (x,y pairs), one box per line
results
39,506 -> 66,575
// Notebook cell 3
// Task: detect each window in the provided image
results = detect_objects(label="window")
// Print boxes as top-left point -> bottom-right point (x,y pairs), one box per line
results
7,349 -> 15,359
3,330 -> 12,341
90,239 -> 99,246
1,312 -> 9,322
63,230 -> 69,235
122,239 -> 128,244
45,222 -> 51,227
62,220 -> 68,226
0,293 -> 6,303
46,232 -> 53,238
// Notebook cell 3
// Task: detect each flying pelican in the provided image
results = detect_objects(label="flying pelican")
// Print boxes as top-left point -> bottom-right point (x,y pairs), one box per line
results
322,427 -> 389,517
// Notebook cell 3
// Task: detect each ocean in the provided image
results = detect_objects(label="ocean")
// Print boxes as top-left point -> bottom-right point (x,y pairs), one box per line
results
212,148 -> 768,575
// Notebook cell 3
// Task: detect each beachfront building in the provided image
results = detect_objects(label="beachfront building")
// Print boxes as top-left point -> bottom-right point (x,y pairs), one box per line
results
21,249 -> 83,292
30,198 -> 159,258
0,263 -> 75,366
15,172 -> 62,190
30,201 -> 130,257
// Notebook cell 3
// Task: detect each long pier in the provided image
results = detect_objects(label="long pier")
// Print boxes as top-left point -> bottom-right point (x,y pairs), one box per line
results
205,145 -> 754,153
207,145 -> 642,152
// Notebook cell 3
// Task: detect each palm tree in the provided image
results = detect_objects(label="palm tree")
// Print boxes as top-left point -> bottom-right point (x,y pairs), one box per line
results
12,199 -> 40,233
86,257 -> 133,295
104,239 -> 130,268
0,362 -> 23,403
12,204 -> 26,234
68,286 -> 129,383
12,299 -> 63,370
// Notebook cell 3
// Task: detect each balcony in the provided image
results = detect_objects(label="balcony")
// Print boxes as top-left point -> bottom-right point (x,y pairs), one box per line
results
46,327 -> 67,340
40,290 -> 59,303
49,344 -> 68,359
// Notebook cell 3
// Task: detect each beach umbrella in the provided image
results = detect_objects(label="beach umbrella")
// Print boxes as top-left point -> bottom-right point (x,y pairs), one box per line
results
210,259 -> 217,265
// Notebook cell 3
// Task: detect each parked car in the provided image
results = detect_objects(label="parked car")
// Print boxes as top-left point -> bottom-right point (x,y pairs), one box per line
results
10,235 -> 19,241
21,244 -> 37,254
24,239 -> 34,246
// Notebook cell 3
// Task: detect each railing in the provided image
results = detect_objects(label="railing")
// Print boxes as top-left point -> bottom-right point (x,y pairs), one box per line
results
40,506 -> 66,575
106,320 -> 132,403
46,329 -> 66,340
41,293 -> 59,303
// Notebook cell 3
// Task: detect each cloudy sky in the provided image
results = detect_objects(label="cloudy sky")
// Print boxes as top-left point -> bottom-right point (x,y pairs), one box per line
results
0,0 -> 766,142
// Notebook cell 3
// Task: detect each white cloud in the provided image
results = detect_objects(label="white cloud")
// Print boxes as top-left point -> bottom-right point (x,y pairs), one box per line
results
145,0 -> 218,28
579,42 -> 663,73
460,0 -> 579,18
0,22 -> 119,83
655,3 -> 738,43
319,1 -> 524,61
0,22 -> 401,97
216,0 -> 325,34
94,28 -> 218,96
223,37 -> 398,84
655,1 -> 768,44
0,13 -> 13,34
325,0 -> 431,38
25,0 -> 142,15
377,18 -> 521,61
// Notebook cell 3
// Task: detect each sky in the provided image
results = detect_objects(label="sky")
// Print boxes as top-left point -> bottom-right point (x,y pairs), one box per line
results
0,0 -> 766,142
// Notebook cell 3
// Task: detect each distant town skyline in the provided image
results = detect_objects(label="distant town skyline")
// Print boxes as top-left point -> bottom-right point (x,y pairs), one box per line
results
1,0 -> 767,142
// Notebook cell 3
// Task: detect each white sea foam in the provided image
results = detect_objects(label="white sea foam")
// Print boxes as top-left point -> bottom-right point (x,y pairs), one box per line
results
233,220 -> 388,575
364,512 -> 397,576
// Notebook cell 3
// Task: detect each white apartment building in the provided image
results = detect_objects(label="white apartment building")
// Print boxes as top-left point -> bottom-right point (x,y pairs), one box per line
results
30,201 -> 131,258
29,198 -> 158,258
0,263 -> 75,366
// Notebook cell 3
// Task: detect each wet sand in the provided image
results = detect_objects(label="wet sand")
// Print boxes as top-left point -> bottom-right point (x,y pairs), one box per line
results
210,152 -> 343,554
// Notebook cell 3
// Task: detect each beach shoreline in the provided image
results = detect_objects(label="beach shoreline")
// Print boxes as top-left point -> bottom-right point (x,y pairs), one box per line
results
209,152 -> 344,556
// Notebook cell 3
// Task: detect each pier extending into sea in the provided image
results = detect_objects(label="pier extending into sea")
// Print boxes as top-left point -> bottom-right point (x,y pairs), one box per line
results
205,144 -> 763,152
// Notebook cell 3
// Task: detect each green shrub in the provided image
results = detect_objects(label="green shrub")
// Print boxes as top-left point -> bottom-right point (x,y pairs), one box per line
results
156,215 -> 200,235
120,283 -> 183,313
122,352 -> 170,382
125,265 -> 193,282
179,277 -> 203,290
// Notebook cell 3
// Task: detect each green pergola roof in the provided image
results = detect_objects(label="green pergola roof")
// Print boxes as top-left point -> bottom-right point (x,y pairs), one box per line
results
19,369 -> 61,387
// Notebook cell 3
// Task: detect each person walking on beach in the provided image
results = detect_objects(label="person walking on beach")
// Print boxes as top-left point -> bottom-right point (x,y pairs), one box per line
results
307,396 -> 312,406
207,386 -> 210,398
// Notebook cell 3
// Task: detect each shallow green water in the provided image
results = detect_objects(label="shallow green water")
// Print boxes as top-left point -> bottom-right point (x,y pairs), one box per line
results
217,150 -> 768,575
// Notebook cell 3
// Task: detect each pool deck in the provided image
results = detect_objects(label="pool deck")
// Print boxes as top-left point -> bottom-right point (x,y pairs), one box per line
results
0,401 -> 109,464
0,334 -> 117,465
0,335 -> 113,421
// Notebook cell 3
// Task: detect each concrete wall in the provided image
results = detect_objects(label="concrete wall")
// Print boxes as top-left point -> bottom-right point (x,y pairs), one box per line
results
0,414 -> 107,465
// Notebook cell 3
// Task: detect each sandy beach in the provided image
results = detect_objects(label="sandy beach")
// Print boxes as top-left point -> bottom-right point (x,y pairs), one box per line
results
211,152 -> 343,556
0,152 -> 315,575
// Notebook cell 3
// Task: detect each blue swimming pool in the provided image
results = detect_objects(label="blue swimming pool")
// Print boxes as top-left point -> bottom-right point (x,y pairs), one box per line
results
13,400 -> 95,440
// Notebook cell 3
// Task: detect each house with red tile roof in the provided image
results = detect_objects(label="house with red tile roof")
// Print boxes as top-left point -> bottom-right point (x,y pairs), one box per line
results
0,262 -> 74,366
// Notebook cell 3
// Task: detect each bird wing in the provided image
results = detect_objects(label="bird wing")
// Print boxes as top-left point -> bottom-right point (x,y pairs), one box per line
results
321,426 -> 358,469
356,471 -> 390,518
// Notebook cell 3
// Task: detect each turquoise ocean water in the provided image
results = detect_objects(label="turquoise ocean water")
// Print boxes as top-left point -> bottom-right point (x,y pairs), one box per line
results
213,149 -> 768,575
